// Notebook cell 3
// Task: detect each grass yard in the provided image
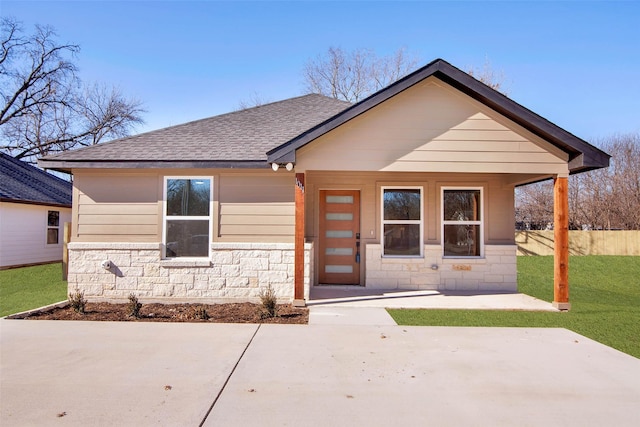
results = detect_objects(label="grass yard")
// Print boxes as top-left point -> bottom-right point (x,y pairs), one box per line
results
388,256 -> 640,359
0,263 -> 68,317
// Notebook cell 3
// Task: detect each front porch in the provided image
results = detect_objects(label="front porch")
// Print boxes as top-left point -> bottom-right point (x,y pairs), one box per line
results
309,286 -> 555,310
307,286 -> 557,325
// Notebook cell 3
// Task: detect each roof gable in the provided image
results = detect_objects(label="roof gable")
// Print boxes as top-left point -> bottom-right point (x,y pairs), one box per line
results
294,78 -> 571,176
267,59 -> 609,174
0,153 -> 72,207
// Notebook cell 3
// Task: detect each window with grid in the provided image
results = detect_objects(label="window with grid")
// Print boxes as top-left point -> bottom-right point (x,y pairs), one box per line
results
382,187 -> 423,256
163,178 -> 212,258
442,188 -> 482,257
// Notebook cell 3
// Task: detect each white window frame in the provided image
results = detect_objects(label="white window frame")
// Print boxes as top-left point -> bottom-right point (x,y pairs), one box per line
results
441,187 -> 483,258
46,210 -> 60,245
162,176 -> 213,259
381,186 -> 424,257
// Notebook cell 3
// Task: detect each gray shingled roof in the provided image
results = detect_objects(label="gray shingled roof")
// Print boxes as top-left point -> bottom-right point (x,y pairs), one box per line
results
40,94 -> 350,169
0,153 -> 72,207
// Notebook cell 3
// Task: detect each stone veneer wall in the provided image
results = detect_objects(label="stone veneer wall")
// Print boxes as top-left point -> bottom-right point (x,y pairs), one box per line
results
67,242 -> 312,302
365,244 -> 517,292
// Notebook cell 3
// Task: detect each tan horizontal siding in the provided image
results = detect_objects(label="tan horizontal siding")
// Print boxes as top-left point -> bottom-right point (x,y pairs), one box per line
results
219,203 -> 294,216
219,174 -> 293,203
218,174 -> 295,242
220,215 -> 293,225
380,162 -> 567,174
219,224 -> 294,235
218,202 -> 295,239
415,140 -> 548,153
74,172 -> 160,242
401,151 -> 560,163
79,214 -> 157,225
217,235 -> 294,243
296,78 -> 568,175
77,224 -> 159,235
78,203 -> 158,215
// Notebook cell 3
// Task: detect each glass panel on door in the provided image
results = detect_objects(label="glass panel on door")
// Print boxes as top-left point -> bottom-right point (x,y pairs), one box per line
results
319,190 -> 360,285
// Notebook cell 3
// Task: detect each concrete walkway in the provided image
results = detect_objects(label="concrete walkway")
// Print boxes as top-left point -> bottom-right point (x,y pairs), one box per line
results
308,288 -> 556,325
2,319 -> 639,426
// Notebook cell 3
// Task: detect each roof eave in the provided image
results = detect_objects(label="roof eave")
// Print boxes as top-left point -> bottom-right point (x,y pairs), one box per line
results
0,197 -> 71,208
37,159 -> 272,172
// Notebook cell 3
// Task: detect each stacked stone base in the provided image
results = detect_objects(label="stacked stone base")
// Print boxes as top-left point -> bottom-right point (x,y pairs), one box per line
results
68,241 -> 516,302
365,244 -> 517,292
67,242 -> 311,303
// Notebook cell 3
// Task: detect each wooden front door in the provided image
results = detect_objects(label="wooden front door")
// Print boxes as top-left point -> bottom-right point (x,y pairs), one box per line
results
319,190 -> 361,285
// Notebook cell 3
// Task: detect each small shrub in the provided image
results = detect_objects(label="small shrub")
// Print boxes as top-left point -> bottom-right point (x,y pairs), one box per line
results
259,285 -> 278,318
127,293 -> 142,318
192,306 -> 210,320
68,289 -> 87,314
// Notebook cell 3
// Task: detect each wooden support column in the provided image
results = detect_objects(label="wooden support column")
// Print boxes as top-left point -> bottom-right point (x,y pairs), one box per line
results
293,173 -> 306,307
553,176 -> 570,310
62,222 -> 71,281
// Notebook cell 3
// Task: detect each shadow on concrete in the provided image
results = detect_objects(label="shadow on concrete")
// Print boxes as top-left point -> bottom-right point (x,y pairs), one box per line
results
308,287 -> 517,307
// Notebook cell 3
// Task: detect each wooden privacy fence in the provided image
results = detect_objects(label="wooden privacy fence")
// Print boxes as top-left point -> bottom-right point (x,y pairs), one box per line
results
516,230 -> 640,256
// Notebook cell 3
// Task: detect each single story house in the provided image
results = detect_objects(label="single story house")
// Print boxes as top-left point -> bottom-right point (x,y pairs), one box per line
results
0,153 -> 72,269
39,59 -> 609,309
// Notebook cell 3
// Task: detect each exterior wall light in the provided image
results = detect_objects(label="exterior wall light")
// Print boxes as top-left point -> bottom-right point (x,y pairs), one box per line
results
271,162 -> 295,171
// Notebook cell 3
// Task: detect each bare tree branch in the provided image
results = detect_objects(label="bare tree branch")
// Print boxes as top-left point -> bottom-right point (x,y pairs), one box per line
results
517,133 -> 640,230
237,91 -> 272,110
0,18 -> 145,163
303,46 -> 420,103
467,56 -> 508,94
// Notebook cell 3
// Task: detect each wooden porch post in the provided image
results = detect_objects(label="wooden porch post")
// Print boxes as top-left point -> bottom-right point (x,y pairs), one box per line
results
553,176 -> 570,310
293,173 -> 306,307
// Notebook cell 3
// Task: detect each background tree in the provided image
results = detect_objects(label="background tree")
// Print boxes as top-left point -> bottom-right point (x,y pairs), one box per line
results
303,46 -> 420,103
303,47 -> 505,103
0,18 -> 145,163
516,133 -> 640,230
236,91 -> 272,110
467,56 -> 508,94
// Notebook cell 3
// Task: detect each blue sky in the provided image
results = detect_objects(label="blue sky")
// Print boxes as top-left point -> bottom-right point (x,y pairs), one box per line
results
4,1 -> 639,142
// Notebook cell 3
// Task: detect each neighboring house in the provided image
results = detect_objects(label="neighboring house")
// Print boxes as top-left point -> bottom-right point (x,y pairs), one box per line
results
0,153 -> 72,269
39,59 -> 609,309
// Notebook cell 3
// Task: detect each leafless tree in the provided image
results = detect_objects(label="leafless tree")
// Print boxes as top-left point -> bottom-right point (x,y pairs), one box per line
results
237,91 -> 272,110
304,48 -> 507,103
573,133 -> 640,230
467,56 -> 508,94
516,133 -> 640,230
0,18 -> 145,163
303,47 -> 420,103
515,180 -> 554,230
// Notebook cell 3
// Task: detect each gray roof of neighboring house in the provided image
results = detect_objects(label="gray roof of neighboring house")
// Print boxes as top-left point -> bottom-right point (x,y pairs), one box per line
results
39,94 -> 351,171
267,59 -> 610,174
0,153 -> 72,207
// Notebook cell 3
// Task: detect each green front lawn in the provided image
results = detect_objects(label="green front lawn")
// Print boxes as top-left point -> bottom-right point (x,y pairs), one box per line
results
388,256 -> 640,359
0,263 -> 68,317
